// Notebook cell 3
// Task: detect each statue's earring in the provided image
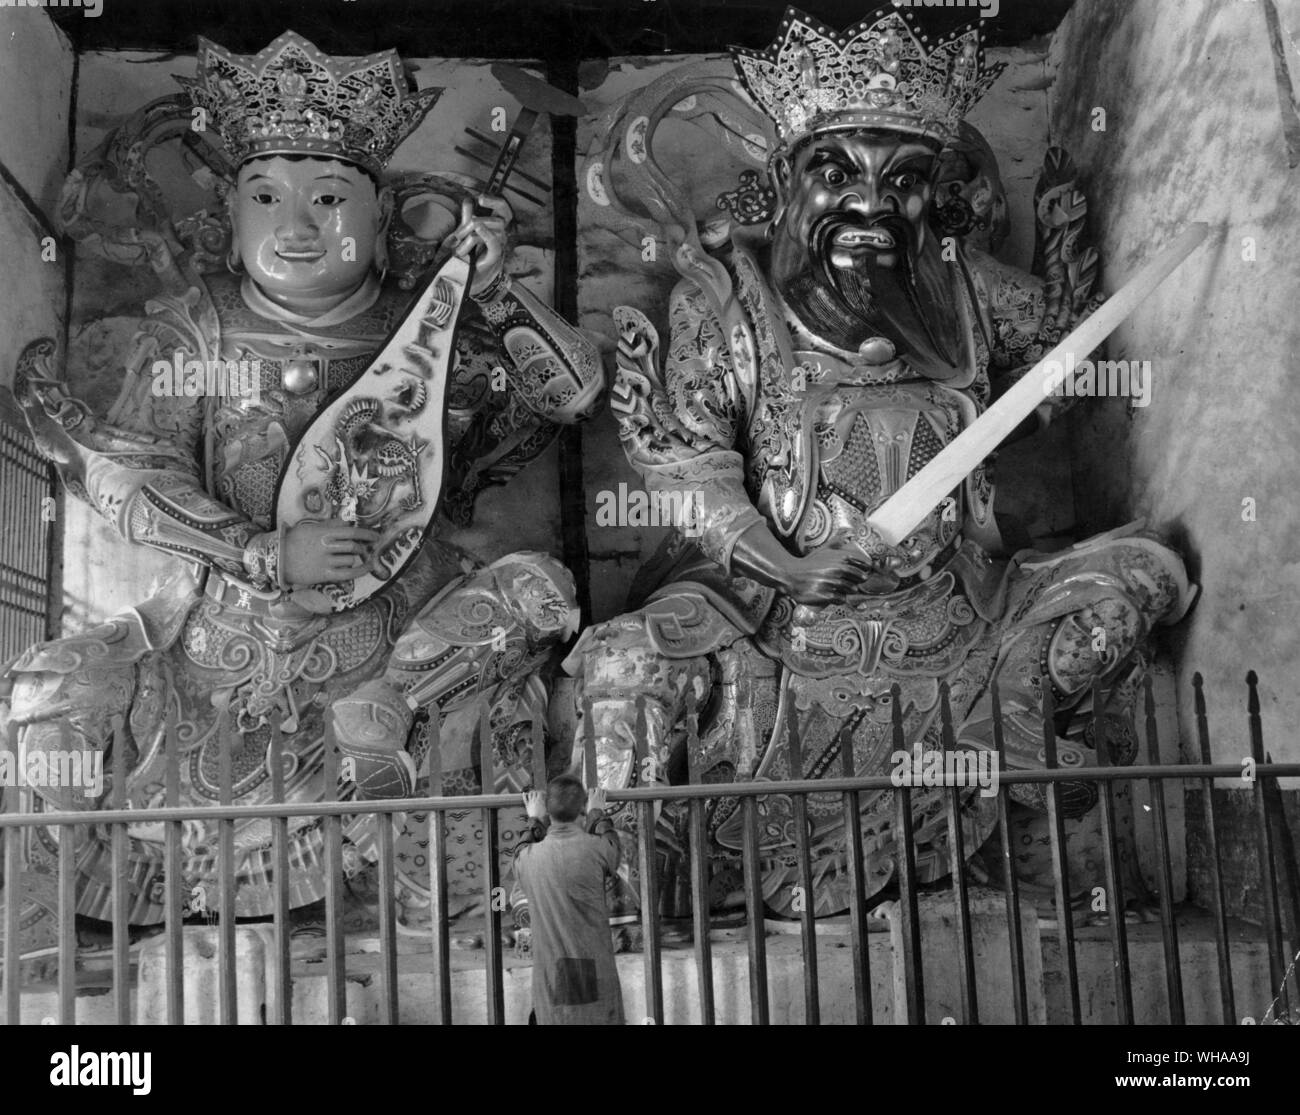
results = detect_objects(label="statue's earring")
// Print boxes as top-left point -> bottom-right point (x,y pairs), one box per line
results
374,239 -> 390,285
765,203 -> 786,240
226,246 -> 243,274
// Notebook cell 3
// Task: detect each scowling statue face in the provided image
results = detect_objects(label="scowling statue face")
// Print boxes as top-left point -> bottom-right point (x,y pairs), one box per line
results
229,154 -> 393,313
769,128 -> 963,376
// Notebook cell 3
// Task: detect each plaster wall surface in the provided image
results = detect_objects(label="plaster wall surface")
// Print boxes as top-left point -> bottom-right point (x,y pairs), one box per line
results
0,179 -> 66,399
53,51 -> 563,629
0,8 -> 72,217
0,10 -> 70,400
1049,0 -> 1300,769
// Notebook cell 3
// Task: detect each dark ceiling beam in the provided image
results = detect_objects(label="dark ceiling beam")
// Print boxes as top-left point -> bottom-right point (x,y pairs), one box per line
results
51,0 -> 1074,59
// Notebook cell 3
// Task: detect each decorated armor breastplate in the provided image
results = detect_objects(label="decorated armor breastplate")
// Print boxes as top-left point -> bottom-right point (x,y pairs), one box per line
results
728,251 -> 1000,579
205,278 -> 401,529
798,375 -> 976,579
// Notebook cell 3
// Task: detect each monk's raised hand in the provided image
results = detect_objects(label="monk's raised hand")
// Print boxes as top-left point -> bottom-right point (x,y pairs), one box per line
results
523,789 -> 547,820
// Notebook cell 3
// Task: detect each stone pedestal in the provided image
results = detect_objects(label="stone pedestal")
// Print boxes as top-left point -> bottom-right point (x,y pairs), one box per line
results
883,888 -> 1048,1024
136,925 -> 279,1025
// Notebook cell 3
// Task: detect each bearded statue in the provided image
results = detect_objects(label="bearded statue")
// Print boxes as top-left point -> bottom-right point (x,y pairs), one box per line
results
0,32 -> 601,960
569,5 -> 1193,921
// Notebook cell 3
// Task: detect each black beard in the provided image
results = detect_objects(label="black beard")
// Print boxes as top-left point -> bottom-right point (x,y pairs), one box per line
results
779,210 -> 961,374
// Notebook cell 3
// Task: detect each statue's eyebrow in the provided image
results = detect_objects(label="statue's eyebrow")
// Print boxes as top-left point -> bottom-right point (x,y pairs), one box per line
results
887,149 -> 936,174
312,175 -> 354,186
806,145 -> 856,171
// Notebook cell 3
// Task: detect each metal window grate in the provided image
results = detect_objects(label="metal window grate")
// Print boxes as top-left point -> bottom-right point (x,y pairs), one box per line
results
0,422 -> 56,664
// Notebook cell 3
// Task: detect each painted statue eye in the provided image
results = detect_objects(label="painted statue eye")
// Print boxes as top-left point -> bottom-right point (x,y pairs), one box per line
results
823,166 -> 848,187
316,194 -> 343,206
251,191 -> 276,205
893,172 -> 919,190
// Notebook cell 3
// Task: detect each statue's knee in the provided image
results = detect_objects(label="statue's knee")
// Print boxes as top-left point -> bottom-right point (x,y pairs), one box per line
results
569,616 -> 709,786
3,716 -> 105,809
480,551 -> 579,645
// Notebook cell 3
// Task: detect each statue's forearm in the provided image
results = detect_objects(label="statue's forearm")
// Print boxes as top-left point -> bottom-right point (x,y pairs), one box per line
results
473,275 -> 603,422
109,471 -> 279,590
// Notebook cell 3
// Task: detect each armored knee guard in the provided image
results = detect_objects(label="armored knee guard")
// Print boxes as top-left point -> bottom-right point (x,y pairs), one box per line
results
331,551 -> 578,799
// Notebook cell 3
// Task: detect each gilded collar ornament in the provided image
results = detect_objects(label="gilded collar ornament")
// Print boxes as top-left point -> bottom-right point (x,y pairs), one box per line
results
731,5 -> 1005,150
176,31 -> 443,176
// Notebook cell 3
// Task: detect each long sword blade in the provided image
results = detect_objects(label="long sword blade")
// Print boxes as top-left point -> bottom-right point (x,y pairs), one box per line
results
866,223 -> 1210,547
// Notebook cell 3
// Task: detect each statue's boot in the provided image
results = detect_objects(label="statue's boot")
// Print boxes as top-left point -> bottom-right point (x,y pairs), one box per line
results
565,615 -> 709,920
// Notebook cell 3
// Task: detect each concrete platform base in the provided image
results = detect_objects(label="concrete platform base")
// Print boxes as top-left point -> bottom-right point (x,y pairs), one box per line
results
16,890 -> 1284,1024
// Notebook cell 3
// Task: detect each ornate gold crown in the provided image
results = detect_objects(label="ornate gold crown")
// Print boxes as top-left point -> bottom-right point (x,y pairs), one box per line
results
732,5 -> 1005,150
176,31 -> 443,177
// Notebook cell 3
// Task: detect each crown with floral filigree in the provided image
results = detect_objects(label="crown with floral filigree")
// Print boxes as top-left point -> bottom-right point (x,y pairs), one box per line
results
176,31 -> 443,177
732,5 -> 1004,151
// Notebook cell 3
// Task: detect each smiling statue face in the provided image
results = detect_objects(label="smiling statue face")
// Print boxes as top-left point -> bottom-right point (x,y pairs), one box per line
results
231,155 -> 387,308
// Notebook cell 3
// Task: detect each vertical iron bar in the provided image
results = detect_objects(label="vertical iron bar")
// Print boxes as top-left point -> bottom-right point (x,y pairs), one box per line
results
784,702 -> 819,1024
3,727 -> 22,1024
838,722 -> 872,1025
376,810 -> 399,1025
741,794 -> 768,1024
582,696 -> 598,789
480,702 -> 504,1025
991,683 -> 1027,1025
426,713 -> 451,1025
939,682 -> 977,1024
633,697 -> 663,1023
1192,673 -> 1234,1024
481,804 -> 504,1025
1247,671 -> 1288,1014
217,713 -> 237,1024
684,689 -> 715,1025
110,715 -> 130,1025
1143,675 -> 1184,1023
1261,751 -> 1300,1010
1041,684 -> 1080,1024
163,693 -> 183,1025
56,719 -> 76,1025
530,705 -> 547,793
57,821 -> 76,1024
321,717 -> 347,1024
890,685 -> 924,1024
1093,679 -> 1133,1024
268,719 -> 292,1024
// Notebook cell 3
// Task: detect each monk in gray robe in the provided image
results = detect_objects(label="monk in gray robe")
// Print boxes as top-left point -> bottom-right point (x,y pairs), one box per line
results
515,781 -> 625,1025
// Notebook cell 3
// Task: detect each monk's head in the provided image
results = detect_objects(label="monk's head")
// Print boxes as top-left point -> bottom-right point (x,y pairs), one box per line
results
546,775 -> 588,822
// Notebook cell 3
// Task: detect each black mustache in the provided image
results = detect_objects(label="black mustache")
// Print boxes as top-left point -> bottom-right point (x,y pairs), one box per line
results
808,210 -> 915,259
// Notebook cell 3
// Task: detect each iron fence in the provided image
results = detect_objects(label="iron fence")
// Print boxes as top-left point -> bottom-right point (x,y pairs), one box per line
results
1,672 -> 1297,1025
